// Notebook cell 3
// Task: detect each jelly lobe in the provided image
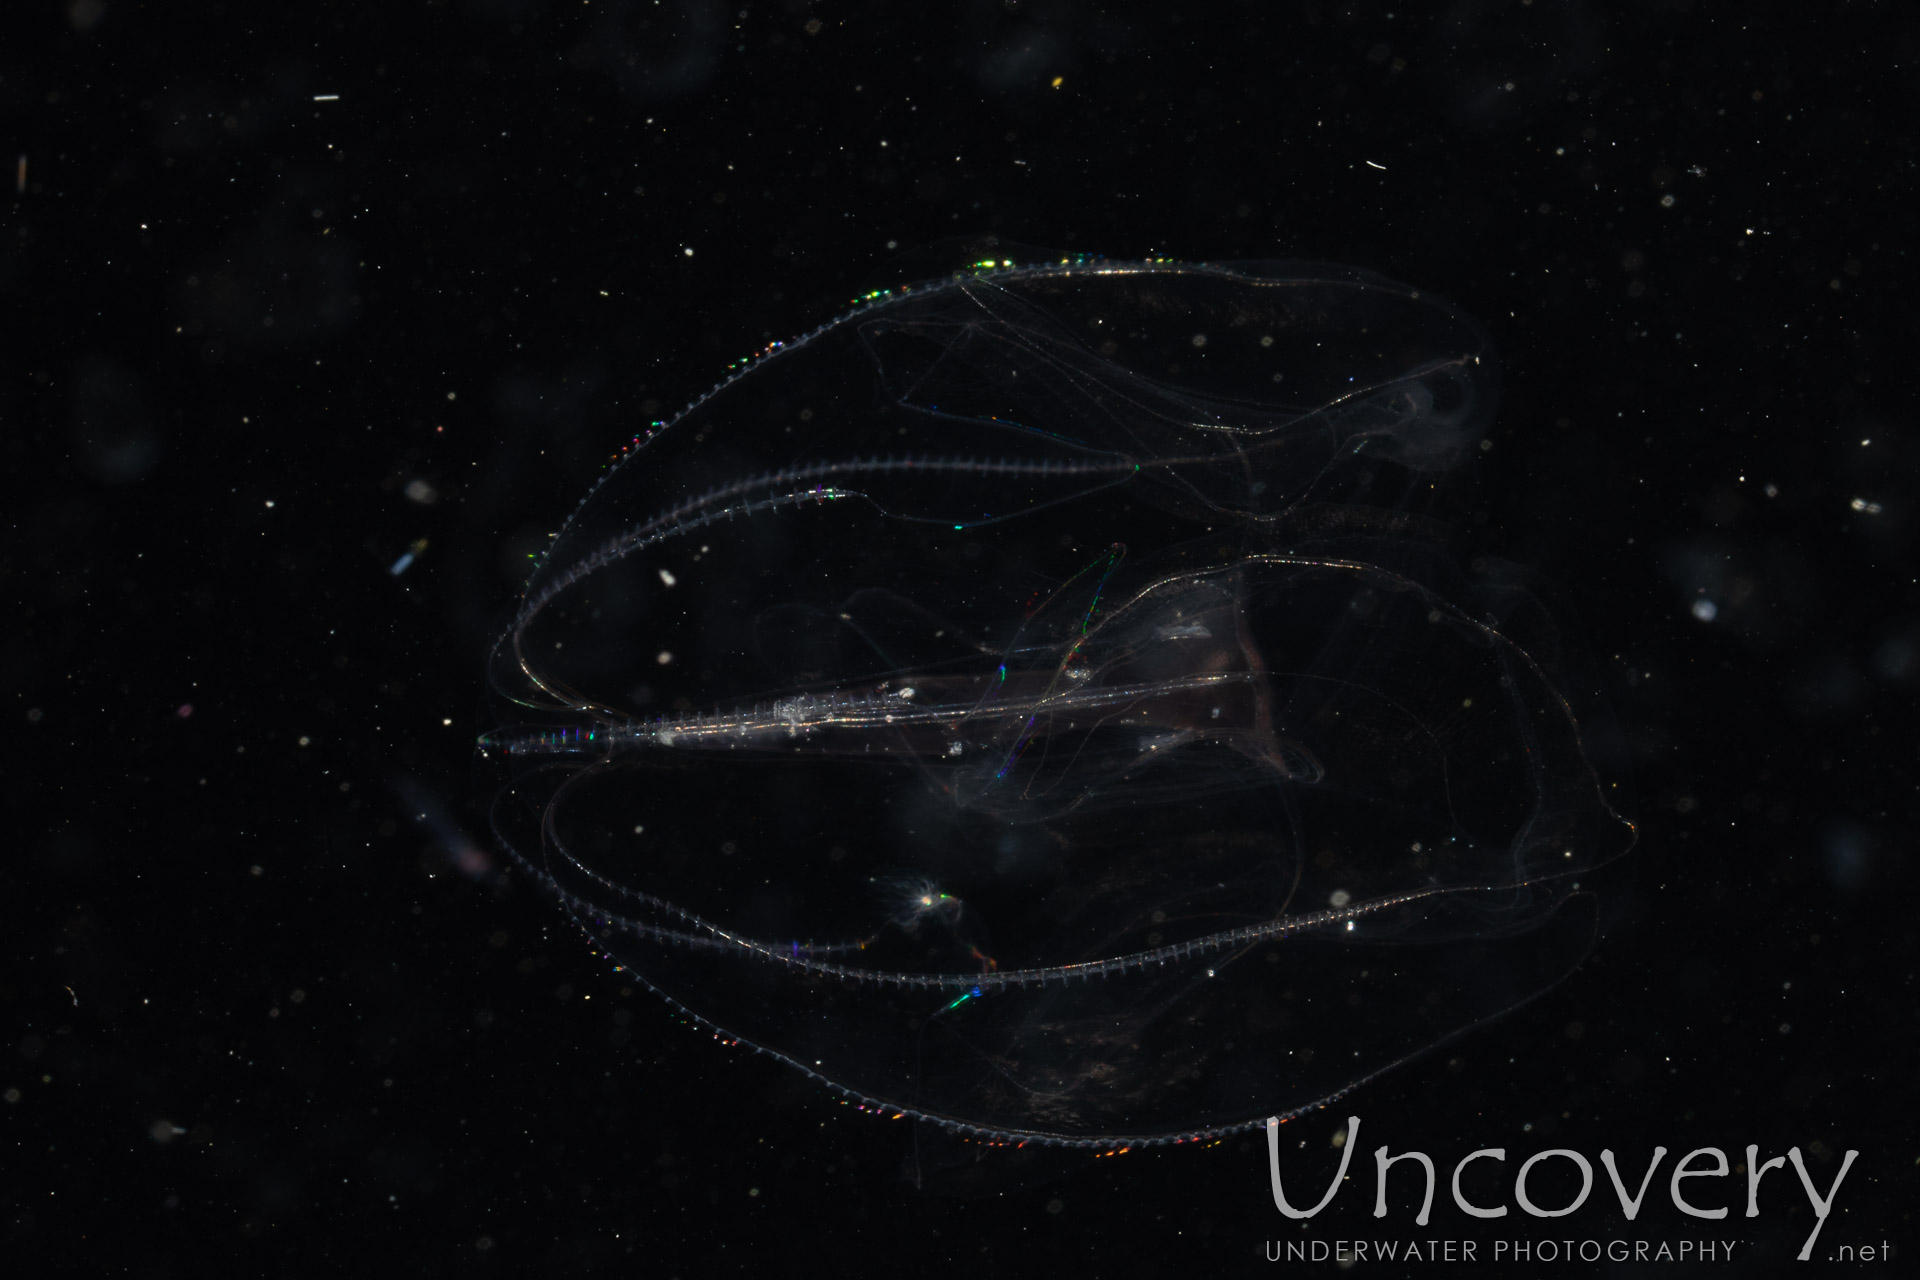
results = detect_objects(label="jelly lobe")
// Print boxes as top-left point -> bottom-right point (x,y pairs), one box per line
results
481,259 -> 1634,1147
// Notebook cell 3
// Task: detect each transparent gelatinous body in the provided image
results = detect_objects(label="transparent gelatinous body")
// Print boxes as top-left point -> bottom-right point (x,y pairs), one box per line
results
482,258 -> 1635,1148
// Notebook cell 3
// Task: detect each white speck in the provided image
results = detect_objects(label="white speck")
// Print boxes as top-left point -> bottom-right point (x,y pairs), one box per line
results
1850,497 -> 1883,514
658,568 -> 678,586
1365,160 -> 1386,170
946,742 -> 964,757
656,651 -> 673,665
313,94 -> 340,102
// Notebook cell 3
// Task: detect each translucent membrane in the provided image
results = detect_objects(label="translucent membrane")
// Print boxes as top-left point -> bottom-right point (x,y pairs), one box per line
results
482,259 -> 1635,1148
